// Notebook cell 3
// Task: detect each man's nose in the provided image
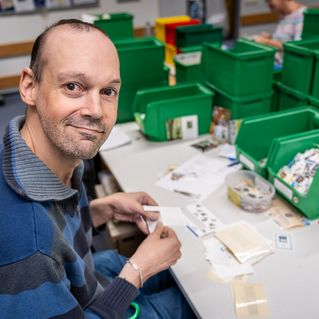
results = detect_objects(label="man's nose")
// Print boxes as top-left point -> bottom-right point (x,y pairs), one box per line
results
81,92 -> 103,119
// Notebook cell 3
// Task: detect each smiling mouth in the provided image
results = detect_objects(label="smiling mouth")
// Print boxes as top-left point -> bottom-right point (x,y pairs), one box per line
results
70,125 -> 105,134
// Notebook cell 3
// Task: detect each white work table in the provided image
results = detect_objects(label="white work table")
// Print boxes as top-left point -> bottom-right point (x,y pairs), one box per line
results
99,122 -> 319,319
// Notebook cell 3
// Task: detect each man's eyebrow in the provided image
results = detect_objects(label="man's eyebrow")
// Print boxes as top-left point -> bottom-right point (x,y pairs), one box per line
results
57,72 -> 121,86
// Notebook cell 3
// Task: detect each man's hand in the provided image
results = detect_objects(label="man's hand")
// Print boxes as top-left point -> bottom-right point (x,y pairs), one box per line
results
119,222 -> 182,288
90,192 -> 159,233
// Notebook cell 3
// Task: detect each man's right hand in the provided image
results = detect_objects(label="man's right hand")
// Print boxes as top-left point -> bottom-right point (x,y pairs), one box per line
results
118,222 -> 181,288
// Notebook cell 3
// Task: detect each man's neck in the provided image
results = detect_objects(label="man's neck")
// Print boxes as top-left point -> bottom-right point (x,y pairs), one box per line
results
283,2 -> 303,15
20,115 -> 80,188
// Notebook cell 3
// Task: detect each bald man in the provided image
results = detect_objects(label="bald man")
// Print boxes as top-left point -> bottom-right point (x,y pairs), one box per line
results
0,20 -> 196,319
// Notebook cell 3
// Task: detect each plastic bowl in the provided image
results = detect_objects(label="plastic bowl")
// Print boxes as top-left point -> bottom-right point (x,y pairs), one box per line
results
225,170 -> 275,212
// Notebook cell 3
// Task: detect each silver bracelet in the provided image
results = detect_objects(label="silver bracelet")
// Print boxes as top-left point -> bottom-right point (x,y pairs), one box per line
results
126,259 -> 143,288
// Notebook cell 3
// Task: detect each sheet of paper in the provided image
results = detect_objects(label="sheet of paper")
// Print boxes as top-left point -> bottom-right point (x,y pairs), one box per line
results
185,203 -> 224,237
156,154 -> 240,201
143,205 -> 208,238
231,282 -> 270,318
99,125 -> 131,151
269,199 -> 306,229
275,233 -> 294,250
203,238 -> 253,281
215,221 -> 274,264
218,143 -> 236,160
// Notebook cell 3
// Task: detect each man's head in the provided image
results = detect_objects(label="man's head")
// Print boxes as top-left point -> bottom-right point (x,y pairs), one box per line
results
20,19 -> 121,160
265,0 -> 297,13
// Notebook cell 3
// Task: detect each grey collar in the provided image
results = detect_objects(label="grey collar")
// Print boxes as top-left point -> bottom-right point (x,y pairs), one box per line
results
2,115 -> 84,202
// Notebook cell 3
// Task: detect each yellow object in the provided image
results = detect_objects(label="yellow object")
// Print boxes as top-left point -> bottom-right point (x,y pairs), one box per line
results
155,16 -> 190,42
165,43 -> 177,66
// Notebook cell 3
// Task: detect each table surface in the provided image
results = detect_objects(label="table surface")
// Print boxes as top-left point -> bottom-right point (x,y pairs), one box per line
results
99,122 -> 319,319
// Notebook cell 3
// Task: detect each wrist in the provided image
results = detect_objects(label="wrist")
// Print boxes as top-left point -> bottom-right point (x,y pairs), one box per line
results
119,260 -> 143,289
90,198 -> 113,228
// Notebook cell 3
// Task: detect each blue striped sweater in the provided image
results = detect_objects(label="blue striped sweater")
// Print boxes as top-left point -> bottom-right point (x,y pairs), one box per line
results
0,116 -> 138,318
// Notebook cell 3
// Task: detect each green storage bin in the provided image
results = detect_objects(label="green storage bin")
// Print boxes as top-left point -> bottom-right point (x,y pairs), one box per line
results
203,39 -> 276,97
309,96 -> 319,109
94,13 -> 134,40
282,37 -> 319,94
302,8 -> 319,39
311,51 -> 319,98
174,52 -> 204,84
176,24 -> 223,48
132,83 -> 214,141
267,130 -> 319,220
117,66 -> 169,123
276,82 -> 309,111
236,106 -> 319,177
114,37 -> 166,86
206,83 -> 272,120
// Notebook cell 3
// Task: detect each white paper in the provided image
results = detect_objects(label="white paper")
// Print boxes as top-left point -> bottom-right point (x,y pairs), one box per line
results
218,143 -> 236,160
203,237 -> 254,280
82,13 -> 98,23
186,203 -> 224,237
143,205 -> 204,238
45,0 -> 71,9
181,115 -> 198,140
99,126 -> 131,151
13,0 -> 34,12
156,154 -> 240,201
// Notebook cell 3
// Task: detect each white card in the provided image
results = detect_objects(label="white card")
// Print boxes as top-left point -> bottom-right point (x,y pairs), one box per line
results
186,203 -> 224,237
275,233 -> 293,250
181,115 -> 198,140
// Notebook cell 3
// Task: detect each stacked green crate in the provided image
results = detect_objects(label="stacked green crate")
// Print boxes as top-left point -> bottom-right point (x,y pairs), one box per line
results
279,37 -> 319,110
202,39 -> 276,119
176,24 -> 223,52
236,106 -> 319,177
91,13 -> 134,40
302,8 -> 319,39
132,83 -> 214,141
114,37 -> 168,123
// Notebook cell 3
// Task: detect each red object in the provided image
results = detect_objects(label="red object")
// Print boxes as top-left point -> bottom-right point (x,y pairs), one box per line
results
165,19 -> 201,46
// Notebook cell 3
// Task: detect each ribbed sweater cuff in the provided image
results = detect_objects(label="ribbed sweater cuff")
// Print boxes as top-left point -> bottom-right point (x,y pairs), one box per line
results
89,277 -> 139,318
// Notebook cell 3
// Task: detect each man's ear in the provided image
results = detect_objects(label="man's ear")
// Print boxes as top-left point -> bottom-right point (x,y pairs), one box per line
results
19,67 -> 37,106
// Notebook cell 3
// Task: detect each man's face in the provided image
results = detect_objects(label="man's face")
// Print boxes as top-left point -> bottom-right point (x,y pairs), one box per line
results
266,0 -> 285,13
33,27 -> 121,160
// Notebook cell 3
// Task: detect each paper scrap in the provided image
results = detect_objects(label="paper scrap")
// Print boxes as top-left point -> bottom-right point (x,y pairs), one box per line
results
156,154 -> 240,201
100,126 -> 131,151
203,238 -> 253,281
215,221 -> 274,264
231,282 -> 270,318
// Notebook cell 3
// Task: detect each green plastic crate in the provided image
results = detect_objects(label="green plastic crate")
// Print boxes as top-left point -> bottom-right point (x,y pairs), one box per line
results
302,8 -> 319,39
276,82 -> 309,111
176,24 -> 223,48
267,130 -> 319,220
282,37 -> 319,94
236,106 -> 319,177
117,66 -> 169,123
132,83 -> 214,141
206,83 -> 272,120
203,39 -> 276,97
309,96 -> 319,109
174,52 -> 204,84
114,37 -> 165,86
312,50 -> 319,99
271,69 -> 282,112
94,13 -> 134,40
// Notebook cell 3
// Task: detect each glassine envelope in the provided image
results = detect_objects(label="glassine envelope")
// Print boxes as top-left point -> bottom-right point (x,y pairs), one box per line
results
215,221 -> 274,264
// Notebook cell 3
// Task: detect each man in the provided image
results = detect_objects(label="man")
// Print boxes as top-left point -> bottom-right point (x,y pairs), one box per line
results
0,19 -> 196,318
255,0 -> 306,64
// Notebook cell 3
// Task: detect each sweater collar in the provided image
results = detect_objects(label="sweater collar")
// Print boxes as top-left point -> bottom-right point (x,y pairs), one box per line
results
2,115 -> 84,202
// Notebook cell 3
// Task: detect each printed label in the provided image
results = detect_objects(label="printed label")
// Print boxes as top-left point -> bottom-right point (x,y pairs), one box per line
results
239,154 -> 255,171
274,178 -> 293,200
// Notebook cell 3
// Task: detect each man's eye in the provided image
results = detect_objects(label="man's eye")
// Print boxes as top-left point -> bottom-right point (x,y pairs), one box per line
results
65,83 -> 80,91
103,88 -> 117,97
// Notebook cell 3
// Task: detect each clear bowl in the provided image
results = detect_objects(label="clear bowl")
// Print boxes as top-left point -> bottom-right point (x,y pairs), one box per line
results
225,170 -> 275,212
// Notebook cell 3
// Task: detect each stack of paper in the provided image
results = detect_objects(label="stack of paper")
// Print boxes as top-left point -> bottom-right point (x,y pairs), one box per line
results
99,126 -> 131,151
215,221 -> 274,264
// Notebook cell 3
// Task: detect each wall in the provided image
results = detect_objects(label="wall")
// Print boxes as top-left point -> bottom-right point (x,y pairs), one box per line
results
0,0 -> 159,78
